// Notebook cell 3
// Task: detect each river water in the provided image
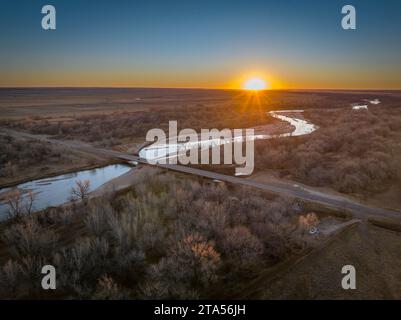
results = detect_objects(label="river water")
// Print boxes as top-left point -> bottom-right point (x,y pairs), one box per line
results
0,164 -> 131,220
139,110 -> 318,163
0,110 -> 318,220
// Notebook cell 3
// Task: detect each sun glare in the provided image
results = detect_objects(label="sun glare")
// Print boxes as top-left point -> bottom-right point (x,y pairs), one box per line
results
243,77 -> 267,91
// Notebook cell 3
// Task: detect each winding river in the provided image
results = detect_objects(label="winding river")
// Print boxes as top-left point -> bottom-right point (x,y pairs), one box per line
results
0,110 -> 318,220
139,110 -> 318,163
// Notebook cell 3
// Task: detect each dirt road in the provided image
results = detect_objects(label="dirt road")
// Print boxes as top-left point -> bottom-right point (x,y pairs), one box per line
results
1,127 -> 400,221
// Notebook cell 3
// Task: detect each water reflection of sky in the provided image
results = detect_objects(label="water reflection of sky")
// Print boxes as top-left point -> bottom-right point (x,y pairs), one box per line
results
139,110 -> 318,163
0,164 -> 131,220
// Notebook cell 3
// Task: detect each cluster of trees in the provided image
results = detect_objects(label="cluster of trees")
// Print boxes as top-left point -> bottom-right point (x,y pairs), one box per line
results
4,104 -> 274,147
255,107 -> 401,195
4,189 -> 36,220
0,135 -> 78,179
0,168 -> 309,299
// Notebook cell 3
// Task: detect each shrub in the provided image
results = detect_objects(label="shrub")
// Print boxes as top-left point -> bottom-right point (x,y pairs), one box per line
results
2,218 -> 58,259
220,226 -> 264,269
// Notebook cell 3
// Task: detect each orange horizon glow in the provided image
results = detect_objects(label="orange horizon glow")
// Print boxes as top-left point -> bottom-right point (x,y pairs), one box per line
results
1,70 -> 399,90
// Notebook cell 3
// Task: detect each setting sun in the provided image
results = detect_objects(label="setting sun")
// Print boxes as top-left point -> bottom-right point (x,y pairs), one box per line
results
243,77 -> 268,91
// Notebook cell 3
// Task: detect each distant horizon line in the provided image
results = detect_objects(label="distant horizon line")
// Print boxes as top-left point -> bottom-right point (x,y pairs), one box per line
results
0,86 -> 400,91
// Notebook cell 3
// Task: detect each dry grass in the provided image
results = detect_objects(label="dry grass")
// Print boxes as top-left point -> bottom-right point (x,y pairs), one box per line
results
253,224 -> 401,299
0,135 -> 106,186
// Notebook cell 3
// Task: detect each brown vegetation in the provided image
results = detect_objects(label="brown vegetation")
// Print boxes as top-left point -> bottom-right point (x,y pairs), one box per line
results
0,135 -> 74,178
0,168 -> 309,299
4,104 -> 275,148
5,189 -> 36,220
0,135 -> 97,186
255,107 -> 401,197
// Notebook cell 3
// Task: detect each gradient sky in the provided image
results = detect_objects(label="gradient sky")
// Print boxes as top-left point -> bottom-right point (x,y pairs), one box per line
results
1,0 -> 401,89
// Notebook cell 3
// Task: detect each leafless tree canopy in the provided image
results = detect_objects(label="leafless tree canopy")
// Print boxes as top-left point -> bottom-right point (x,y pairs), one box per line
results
255,107 -> 401,196
70,179 -> 91,201
0,168 -> 308,299
0,135 -> 79,180
6,189 -> 36,220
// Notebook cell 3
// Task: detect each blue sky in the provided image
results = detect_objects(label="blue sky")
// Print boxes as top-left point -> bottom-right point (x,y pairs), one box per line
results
0,0 -> 400,88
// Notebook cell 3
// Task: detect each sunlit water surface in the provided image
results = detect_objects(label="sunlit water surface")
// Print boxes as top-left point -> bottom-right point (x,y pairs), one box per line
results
139,110 -> 318,163
0,164 -> 131,220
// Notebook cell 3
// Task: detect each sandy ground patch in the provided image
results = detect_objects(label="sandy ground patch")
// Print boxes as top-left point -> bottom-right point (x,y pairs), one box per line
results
89,167 -> 139,196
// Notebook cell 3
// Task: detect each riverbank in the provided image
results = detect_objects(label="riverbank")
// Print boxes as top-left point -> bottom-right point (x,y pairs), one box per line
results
0,162 -> 134,220
0,158 -> 123,190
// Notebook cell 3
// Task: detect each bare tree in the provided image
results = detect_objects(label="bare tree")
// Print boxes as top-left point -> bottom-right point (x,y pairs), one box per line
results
24,190 -> 36,216
6,189 -> 36,220
6,190 -> 22,219
70,179 -> 91,201
221,226 -> 264,268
